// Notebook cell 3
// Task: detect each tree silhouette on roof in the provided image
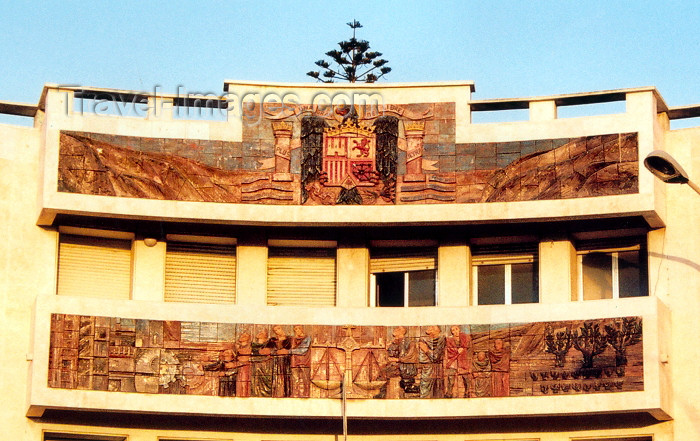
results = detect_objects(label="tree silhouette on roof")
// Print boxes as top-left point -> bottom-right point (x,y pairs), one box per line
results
307,20 -> 391,83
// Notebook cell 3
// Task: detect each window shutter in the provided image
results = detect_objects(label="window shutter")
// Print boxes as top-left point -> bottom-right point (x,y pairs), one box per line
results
369,247 -> 437,273
471,243 -> 538,265
57,235 -> 132,299
44,432 -> 126,441
164,242 -> 236,304
267,248 -> 336,306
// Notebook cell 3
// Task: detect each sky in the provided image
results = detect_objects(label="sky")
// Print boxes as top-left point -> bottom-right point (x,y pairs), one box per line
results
1,1 -> 699,124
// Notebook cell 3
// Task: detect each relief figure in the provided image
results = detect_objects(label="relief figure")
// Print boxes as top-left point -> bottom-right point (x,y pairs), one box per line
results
418,325 -> 446,398
204,348 -> 237,397
472,350 -> 492,397
377,326 -> 418,398
444,325 -> 472,398
488,338 -> 510,397
289,325 -> 312,397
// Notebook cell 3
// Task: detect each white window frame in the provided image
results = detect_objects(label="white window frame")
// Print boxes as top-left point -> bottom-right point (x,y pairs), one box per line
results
576,244 -> 641,301
471,254 -> 536,306
369,243 -> 438,307
369,271 -> 439,307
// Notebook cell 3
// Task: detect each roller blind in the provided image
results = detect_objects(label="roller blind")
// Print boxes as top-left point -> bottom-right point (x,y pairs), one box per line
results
44,432 -> 126,441
471,243 -> 538,265
164,242 -> 236,304
267,248 -> 336,306
369,247 -> 437,273
57,234 -> 132,299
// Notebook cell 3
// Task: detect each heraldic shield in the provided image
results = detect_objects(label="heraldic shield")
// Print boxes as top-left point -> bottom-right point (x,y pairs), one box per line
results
322,121 -> 378,189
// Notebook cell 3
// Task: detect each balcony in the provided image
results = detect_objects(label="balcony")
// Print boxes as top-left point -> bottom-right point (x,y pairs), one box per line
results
28,294 -> 670,421
30,83 -> 670,229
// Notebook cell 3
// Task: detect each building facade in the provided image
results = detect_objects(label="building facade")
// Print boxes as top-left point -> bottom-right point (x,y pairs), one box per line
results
0,81 -> 698,441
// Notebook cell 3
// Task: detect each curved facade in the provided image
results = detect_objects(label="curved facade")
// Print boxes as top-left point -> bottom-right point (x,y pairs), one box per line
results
1,81 -> 699,441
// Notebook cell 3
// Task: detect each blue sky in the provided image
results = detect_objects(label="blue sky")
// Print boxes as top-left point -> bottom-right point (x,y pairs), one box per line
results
1,1 -> 699,112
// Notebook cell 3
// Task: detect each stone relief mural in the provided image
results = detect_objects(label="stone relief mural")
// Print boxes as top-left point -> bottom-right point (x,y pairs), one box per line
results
57,103 -> 639,205
49,314 -> 643,399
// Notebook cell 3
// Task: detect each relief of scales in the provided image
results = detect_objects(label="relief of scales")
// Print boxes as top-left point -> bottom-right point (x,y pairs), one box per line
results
310,325 -> 386,398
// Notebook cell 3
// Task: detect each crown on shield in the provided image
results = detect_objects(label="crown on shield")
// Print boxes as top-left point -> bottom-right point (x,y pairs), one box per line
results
324,119 -> 375,138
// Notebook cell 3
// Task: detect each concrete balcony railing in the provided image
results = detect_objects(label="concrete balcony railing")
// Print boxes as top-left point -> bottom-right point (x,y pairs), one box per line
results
28,294 -> 670,421
25,83 -> 678,228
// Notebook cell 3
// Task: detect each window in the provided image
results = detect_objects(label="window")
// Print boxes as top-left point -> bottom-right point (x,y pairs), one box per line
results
164,236 -> 237,304
471,244 -> 538,305
370,247 -> 437,307
57,232 -> 133,299
571,437 -> 652,441
44,432 -> 126,441
267,243 -> 337,306
576,238 -> 648,300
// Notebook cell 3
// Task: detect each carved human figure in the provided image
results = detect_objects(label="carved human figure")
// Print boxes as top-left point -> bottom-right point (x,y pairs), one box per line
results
377,326 -> 418,398
488,338 -> 510,397
418,325 -> 446,398
289,325 -> 312,397
444,325 -> 472,398
270,324 -> 293,397
235,332 -> 252,397
203,348 -> 237,397
472,350 -> 492,397
251,329 -> 275,397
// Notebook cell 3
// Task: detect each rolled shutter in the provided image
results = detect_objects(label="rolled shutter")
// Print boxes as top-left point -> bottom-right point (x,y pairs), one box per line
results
471,243 -> 538,265
267,248 -> 336,306
164,242 -> 236,304
369,247 -> 437,273
57,234 -> 132,299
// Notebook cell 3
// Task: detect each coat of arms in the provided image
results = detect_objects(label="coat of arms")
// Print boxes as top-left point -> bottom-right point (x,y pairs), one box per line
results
322,120 -> 378,189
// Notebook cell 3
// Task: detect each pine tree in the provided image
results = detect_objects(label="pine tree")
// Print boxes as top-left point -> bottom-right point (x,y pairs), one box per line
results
307,20 -> 391,83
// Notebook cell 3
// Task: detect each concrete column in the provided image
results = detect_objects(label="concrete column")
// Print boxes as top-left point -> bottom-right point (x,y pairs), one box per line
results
529,100 -> 557,121
272,121 -> 293,176
147,96 -> 173,120
626,90 -> 657,119
404,121 -> 425,176
438,242 -> 470,307
336,243 -> 369,307
131,239 -> 166,302
236,238 -> 268,306
538,239 -> 577,303
45,88 -> 74,120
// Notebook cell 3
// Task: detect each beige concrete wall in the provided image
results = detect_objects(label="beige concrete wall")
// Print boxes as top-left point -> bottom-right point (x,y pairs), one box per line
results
656,127 -> 700,440
438,241 -> 469,306
132,239 -> 166,302
538,239 -> 577,303
0,123 -> 58,439
336,242 -> 369,307
236,236 -> 268,306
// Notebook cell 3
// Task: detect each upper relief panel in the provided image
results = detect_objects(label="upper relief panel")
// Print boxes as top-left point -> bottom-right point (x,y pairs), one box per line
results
57,100 -> 638,206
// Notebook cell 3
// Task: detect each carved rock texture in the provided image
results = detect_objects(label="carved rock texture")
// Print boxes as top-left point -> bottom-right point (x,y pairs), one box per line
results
58,130 -> 637,205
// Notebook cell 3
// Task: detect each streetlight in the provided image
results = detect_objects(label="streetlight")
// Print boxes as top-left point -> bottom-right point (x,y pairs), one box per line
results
644,150 -> 700,195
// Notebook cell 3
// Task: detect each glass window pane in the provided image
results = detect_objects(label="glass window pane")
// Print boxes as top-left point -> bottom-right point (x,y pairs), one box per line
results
477,265 -> 505,305
376,272 -> 405,306
582,252 -> 613,300
511,262 -> 538,303
408,270 -> 436,306
619,250 -> 647,297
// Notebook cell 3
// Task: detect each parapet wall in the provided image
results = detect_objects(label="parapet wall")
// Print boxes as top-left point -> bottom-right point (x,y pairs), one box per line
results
35,82 -> 665,227
28,295 -> 670,420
